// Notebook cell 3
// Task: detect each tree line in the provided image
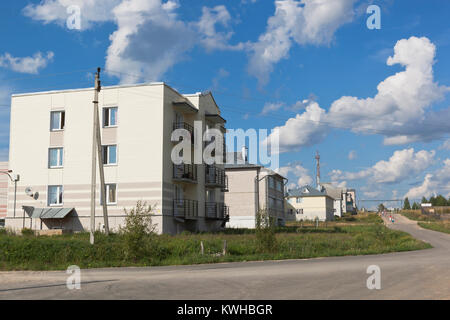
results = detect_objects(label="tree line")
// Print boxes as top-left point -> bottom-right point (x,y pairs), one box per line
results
403,195 -> 450,210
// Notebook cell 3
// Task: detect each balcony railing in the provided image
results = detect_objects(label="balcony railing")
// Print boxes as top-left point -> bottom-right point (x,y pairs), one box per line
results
205,165 -> 228,191
173,199 -> 198,219
173,164 -> 197,182
173,122 -> 194,144
205,202 -> 229,220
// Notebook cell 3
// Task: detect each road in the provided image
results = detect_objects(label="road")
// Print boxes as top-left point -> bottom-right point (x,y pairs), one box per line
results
0,214 -> 449,299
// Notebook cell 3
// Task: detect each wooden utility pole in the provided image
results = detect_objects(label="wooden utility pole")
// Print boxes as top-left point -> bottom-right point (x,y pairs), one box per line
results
90,68 -> 110,245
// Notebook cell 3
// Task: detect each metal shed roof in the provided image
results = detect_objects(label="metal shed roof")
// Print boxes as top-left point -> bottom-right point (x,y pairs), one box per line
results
23,206 -> 74,219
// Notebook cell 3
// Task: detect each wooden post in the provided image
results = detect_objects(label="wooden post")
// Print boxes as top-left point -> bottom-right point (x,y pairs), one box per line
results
200,241 -> 204,255
223,240 -> 227,256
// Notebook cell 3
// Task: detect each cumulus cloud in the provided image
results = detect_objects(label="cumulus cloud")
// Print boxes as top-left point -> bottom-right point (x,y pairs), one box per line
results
196,5 -> 244,52
260,102 -> 284,115
23,0 -> 243,83
330,148 -> 436,185
23,0 -> 122,29
405,159 -> 450,198
247,0 -> 357,85
263,36 -> 450,152
439,139 -> 450,150
0,52 -> 54,74
276,162 -> 313,187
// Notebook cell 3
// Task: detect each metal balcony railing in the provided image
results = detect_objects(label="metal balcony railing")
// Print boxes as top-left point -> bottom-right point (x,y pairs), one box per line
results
173,164 -> 197,182
205,202 -> 229,220
205,165 -> 228,191
173,199 -> 198,219
173,122 -> 194,144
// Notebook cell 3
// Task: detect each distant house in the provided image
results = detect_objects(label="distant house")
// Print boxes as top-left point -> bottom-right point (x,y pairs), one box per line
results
285,185 -> 335,221
224,151 -> 287,228
319,182 -> 343,217
343,189 -> 357,214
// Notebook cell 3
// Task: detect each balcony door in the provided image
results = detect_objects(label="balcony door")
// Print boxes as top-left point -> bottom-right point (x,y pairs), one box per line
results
174,185 -> 184,216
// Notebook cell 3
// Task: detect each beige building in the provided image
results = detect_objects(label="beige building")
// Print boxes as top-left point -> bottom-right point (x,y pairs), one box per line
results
0,162 -> 8,226
224,153 -> 287,228
285,185 -> 335,221
5,83 -> 228,234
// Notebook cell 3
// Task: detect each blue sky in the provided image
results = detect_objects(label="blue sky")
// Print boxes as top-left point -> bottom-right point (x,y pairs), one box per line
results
0,0 -> 449,205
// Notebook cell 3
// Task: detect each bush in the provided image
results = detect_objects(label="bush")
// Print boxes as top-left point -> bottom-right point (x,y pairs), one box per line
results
120,201 -> 157,261
255,209 -> 277,253
21,228 -> 34,236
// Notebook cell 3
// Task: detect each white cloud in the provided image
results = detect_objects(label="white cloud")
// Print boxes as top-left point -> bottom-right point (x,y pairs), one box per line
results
264,36 -> 450,152
276,162 -> 313,187
0,52 -> 54,74
247,0 -> 357,85
439,139 -> 450,150
23,0 -> 122,30
348,150 -> 357,160
330,148 -> 436,185
260,102 -> 283,115
405,159 -> 450,198
196,5 -> 243,52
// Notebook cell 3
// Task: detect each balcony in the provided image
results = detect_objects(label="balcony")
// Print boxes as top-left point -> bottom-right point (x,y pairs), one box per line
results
173,199 -> 198,219
205,202 -> 229,220
205,165 -> 228,191
173,122 -> 194,144
173,164 -> 197,183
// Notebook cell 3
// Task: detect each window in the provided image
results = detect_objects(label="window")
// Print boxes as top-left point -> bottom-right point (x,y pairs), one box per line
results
48,148 -> 63,168
268,176 -> 275,189
48,185 -> 63,206
296,197 -> 302,203
101,184 -> 117,205
276,180 -> 282,192
50,111 -> 65,131
103,107 -> 118,127
102,145 -> 117,165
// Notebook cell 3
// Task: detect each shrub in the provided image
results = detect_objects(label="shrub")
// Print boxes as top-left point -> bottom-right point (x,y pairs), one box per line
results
255,208 -> 277,252
120,201 -> 157,261
21,228 -> 34,236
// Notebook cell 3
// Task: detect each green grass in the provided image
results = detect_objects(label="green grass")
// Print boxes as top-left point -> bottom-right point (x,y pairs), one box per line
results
418,221 -> 450,234
0,224 -> 431,271
400,210 -> 438,222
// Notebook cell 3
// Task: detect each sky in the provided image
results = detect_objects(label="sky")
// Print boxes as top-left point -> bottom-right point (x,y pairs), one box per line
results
0,0 -> 449,206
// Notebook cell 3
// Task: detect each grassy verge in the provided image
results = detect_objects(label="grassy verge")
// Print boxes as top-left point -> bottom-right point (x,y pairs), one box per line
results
417,221 -> 450,234
0,224 -> 430,271
400,210 -> 437,222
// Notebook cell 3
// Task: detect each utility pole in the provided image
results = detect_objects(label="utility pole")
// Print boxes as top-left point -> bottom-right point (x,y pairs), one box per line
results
90,67 -> 110,245
94,68 -> 110,235
315,150 -> 320,188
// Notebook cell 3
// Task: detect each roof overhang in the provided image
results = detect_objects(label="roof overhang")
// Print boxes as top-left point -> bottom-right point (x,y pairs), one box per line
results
173,100 -> 198,114
205,113 -> 226,124
23,206 -> 75,219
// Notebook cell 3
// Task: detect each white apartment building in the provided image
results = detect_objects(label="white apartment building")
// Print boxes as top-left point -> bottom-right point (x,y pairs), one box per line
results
285,185 -> 335,221
0,162 -> 8,227
5,83 -> 228,234
224,152 -> 287,228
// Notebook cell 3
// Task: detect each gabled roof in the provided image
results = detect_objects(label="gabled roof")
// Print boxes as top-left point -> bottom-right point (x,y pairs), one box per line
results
287,185 -> 329,198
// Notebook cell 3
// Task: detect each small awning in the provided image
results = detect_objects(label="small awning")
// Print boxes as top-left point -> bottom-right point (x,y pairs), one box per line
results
205,113 -> 226,124
173,100 -> 198,114
23,206 -> 74,219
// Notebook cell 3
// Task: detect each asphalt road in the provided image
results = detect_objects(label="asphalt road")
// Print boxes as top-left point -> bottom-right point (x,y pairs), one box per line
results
1,214 -> 449,300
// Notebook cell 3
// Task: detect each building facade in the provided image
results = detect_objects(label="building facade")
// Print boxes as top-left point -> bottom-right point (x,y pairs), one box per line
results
224,155 -> 287,228
0,162 -> 8,227
320,182 -> 343,217
5,83 -> 228,234
285,185 -> 335,221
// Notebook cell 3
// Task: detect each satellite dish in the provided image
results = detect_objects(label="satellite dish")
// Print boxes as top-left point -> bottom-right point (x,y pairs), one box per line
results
25,187 -> 33,196
33,192 -> 39,200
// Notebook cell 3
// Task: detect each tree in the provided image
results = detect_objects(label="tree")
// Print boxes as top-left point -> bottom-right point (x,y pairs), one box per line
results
435,195 -> 447,206
377,203 -> 385,212
421,196 -> 428,203
403,197 -> 411,210
412,202 -> 419,210
255,208 -> 277,252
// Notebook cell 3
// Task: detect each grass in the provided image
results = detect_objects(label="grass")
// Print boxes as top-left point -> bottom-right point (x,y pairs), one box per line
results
400,210 -> 438,222
417,221 -> 450,234
0,222 -> 431,271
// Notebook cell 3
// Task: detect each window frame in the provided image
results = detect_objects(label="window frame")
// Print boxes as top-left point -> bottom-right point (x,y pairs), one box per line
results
103,107 -> 118,128
50,111 -> 65,131
48,147 -> 64,168
100,183 -> 117,205
102,145 -> 118,165
48,185 -> 63,206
